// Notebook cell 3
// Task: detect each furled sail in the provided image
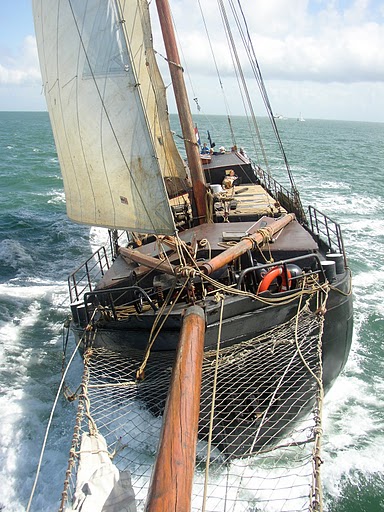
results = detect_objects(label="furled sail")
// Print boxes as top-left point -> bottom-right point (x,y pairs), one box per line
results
33,0 -> 186,234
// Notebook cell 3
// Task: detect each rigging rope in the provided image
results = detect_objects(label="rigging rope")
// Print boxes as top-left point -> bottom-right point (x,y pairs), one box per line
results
196,0 -> 237,146
218,0 -> 268,169
26,328 -> 86,512
202,296 -> 225,511
230,0 -> 305,214
136,276 -> 190,380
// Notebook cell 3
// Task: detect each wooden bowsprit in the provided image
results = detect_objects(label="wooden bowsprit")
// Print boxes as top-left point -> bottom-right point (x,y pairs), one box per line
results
145,305 -> 206,512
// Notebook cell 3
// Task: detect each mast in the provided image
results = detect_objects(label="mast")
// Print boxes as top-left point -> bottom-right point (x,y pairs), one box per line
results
155,0 -> 207,223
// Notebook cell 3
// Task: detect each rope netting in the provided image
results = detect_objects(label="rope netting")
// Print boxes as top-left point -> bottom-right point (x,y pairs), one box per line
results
61,302 -> 324,512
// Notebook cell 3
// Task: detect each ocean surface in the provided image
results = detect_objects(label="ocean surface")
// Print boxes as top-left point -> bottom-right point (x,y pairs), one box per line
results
0,111 -> 383,511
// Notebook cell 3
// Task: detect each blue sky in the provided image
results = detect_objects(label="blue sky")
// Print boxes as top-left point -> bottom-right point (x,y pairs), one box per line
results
0,0 -> 383,122
0,1 -> 34,49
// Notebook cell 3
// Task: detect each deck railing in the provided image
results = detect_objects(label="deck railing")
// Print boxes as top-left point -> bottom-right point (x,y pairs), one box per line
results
308,206 -> 347,263
84,286 -> 157,324
67,230 -> 133,304
237,253 -> 325,293
254,165 -> 306,222
68,246 -> 110,303
254,165 -> 347,263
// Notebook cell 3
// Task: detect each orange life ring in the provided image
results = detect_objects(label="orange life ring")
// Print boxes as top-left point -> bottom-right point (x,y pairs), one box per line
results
258,266 -> 291,293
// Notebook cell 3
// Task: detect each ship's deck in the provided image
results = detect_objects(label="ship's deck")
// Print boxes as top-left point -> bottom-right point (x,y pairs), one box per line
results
174,216 -> 318,254
98,215 -> 319,289
214,184 -> 285,219
169,183 -> 285,221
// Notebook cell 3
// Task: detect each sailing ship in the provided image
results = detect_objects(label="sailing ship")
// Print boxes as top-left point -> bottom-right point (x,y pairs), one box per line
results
32,0 -> 353,509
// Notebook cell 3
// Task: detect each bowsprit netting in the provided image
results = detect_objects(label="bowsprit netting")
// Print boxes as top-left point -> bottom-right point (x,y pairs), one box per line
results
60,302 -> 324,512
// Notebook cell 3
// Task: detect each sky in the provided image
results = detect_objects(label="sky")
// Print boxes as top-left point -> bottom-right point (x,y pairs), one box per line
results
0,0 -> 383,122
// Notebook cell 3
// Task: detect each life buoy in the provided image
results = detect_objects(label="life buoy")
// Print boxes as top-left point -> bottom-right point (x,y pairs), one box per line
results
258,266 -> 291,293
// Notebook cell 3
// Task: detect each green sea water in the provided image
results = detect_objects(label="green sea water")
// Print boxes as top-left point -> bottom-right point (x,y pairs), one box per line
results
0,111 -> 383,511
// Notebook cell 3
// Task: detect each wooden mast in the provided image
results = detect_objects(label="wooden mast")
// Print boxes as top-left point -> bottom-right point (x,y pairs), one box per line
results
155,0 -> 207,224
145,305 -> 206,511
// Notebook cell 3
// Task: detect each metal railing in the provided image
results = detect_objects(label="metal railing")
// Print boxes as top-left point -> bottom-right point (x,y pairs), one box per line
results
68,246 -> 110,303
254,165 -> 347,263
254,165 -> 307,222
84,286 -> 158,324
237,254 -> 325,292
67,230 -> 133,304
308,206 -> 346,264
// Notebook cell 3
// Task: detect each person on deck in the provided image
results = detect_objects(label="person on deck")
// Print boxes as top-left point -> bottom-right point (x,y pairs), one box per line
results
201,143 -> 210,154
222,169 -> 238,189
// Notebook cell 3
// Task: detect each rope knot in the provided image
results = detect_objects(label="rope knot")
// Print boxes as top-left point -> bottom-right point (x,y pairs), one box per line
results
214,292 -> 225,303
256,227 -> 273,244
177,265 -> 197,278
315,306 -> 327,317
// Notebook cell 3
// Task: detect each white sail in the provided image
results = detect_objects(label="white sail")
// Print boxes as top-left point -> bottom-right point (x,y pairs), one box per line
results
122,1 -> 189,194
33,0 -> 185,234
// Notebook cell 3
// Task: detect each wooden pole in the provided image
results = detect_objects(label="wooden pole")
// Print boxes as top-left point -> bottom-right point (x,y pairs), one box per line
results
145,305 -> 206,512
119,246 -> 176,275
200,213 -> 295,275
155,0 -> 207,223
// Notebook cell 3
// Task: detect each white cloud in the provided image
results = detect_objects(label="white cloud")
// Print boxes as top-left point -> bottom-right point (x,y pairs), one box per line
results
252,21 -> 384,83
167,0 -> 384,85
156,0 -> 384,121
0,35 -> 41,86
1,0 -> 383,120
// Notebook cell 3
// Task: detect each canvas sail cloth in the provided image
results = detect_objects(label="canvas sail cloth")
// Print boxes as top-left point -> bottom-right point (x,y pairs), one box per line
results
33,0 -> 187,234
68,432 -> 136,512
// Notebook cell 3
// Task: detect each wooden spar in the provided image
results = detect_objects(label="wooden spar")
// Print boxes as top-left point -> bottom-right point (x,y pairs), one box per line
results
155,0 -> 207,223
145,305 -> 206,512
119,246 -> 176,275
200,213 -> 296,275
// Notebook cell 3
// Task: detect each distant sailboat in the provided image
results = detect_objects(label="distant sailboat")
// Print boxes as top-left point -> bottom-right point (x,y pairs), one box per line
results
297,112 -> 306,121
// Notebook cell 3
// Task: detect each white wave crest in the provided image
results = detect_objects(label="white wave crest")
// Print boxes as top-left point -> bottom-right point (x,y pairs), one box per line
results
0,239 -> 34,269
